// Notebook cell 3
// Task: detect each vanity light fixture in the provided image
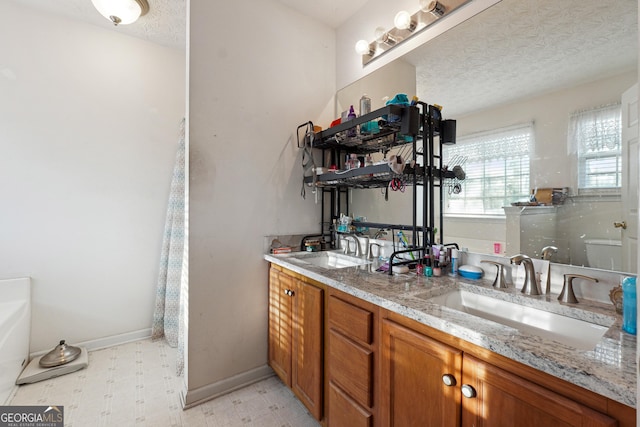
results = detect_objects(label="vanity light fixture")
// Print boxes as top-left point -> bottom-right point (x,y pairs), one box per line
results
91,0 -> 150,26
354,0 -> 470,66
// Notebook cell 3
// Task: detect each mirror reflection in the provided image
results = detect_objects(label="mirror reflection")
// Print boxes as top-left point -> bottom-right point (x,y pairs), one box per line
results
338,0 -> 638,274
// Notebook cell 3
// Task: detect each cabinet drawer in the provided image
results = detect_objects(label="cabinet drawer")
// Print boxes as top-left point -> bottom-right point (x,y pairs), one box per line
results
328,295 -> 373,345
329,329 -> 373,408
329,381 -> 373,427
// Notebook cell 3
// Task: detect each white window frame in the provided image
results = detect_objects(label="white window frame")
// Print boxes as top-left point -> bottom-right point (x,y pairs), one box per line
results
442,123 -> 533,217
569,103 -> 622,195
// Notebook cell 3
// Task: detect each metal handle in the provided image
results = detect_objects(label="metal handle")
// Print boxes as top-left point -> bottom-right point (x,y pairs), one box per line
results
283,289 -> 295,297
558,274 -> 598,303
461,384 -> 477,398
442,374 -> 457,387
614,221 -> 627,229
481,260 -> 508,289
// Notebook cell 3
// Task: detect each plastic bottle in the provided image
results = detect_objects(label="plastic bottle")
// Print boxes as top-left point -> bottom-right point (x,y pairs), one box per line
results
347,105 -> 357,137
450,249 -> 458,276
359,95 -> 372,135
359,94 -> 371,115
622,276 -> 637,335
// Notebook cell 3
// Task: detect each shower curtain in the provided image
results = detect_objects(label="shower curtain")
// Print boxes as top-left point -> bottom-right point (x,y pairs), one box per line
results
152,118 -> 186,376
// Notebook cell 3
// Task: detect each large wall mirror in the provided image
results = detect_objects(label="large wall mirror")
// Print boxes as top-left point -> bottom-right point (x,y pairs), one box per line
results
337,0 -> 638,274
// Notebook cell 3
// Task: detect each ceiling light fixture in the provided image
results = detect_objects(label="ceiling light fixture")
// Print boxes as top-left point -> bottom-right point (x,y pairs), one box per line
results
91,0 -> 150,26
354,0 -> 471,66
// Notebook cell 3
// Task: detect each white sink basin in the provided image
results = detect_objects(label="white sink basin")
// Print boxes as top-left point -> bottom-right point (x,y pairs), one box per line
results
289,251 -> 372,269
425,290 -> 613,350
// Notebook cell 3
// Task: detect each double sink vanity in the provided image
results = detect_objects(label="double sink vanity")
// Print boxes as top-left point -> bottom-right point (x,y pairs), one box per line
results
265,249 -> 636,426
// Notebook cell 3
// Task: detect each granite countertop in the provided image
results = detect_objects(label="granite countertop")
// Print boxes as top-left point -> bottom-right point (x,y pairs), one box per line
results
264,251 -> 637,408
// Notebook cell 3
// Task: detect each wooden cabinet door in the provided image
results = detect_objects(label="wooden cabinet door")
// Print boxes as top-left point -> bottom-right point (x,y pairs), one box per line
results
461,355 -> 617,427
291,278 -> 324,421
268,268 -> 292,386
380,319 -> 462,427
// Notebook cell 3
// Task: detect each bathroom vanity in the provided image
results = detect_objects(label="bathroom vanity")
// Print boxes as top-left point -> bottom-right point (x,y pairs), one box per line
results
265,251 -> 636,426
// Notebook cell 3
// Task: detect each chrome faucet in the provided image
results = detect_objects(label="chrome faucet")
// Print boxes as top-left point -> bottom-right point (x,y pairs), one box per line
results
372,228 -> 388,239
510,254 -> 542,295
341,234 -> 363,257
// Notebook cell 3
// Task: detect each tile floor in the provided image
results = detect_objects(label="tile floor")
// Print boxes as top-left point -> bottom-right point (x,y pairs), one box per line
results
10,338 -> 319,427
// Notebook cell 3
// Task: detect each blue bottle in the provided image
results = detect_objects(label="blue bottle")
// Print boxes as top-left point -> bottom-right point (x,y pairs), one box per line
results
622,276 -> 637,335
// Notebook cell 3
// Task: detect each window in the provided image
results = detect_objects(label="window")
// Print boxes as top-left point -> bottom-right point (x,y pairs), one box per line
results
569,103 -> 622,191
443,124 -> 532,216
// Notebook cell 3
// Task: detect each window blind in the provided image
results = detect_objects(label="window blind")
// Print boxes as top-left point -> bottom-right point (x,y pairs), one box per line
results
569,103 -> 622,190
443,124 -> 532,215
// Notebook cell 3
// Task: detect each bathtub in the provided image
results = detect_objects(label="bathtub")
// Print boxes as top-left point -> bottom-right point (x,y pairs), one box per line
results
0,277 -> 30,405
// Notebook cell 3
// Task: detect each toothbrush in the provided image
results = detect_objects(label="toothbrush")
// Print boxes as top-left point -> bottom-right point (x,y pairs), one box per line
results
397,231 -> 415,260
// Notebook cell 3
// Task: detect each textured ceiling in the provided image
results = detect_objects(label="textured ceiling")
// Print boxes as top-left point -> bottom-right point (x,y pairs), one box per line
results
9,0 -> 187,49
403,0 -> 638,117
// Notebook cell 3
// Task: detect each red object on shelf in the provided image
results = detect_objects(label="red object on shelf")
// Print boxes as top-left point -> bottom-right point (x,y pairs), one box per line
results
330,118 -> 341,127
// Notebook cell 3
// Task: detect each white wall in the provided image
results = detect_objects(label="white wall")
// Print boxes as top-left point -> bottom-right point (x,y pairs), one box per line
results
187,0 -> 335,405
0,2 -> 186,352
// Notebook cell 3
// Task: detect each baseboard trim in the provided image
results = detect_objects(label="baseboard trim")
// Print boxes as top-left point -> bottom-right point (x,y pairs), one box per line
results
180,365 -> 275,409
30,328 -> 152,357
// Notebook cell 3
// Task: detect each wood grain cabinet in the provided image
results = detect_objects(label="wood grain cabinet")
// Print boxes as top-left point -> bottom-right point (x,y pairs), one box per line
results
380,318 -> 462,427
380,315 -> 622,427
326,290 -> 378,427
268,266 -> 324,421
461,355 -> 616,427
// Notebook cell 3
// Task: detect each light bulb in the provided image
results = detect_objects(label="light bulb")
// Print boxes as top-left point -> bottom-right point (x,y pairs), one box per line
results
394,11 -> 416,31
355,40 -> 374,56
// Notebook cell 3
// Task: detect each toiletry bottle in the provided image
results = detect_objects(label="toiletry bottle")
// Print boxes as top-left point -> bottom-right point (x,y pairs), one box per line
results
433,261 -> 441,277
450,249 -> 458,276
360,94 -> 371,115
359,94 -> 371,134
347,105 -> 357,137
622,276 -> 637,335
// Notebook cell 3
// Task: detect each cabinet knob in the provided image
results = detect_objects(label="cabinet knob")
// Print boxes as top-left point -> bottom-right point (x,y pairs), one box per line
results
283,289 -> 295,297
461,384 -> 477,399
442,374 -> 457,387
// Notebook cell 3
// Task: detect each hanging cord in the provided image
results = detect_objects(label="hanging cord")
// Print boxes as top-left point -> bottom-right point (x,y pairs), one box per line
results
297,121 -> 317,199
